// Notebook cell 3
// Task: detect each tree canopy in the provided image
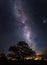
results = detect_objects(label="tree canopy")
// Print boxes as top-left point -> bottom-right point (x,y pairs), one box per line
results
7,41 -> 36,60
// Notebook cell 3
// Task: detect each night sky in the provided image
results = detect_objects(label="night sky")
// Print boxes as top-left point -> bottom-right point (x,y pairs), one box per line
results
0,0 -> 47,55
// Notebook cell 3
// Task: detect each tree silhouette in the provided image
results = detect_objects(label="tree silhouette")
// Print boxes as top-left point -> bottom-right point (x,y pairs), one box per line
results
8,45 -> 19,60
7,41 -> 36,60
9,45 -> 18,54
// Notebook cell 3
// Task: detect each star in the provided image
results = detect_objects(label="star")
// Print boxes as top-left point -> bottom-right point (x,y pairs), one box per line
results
43,19 -> 47,24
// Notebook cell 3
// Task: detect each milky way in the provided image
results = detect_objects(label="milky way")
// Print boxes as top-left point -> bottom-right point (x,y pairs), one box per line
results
11,0 -> 35,50
0,0 -> 47,55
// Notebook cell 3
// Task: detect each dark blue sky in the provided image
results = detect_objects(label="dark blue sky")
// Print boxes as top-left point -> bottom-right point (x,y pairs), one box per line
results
0,0 -> 47,54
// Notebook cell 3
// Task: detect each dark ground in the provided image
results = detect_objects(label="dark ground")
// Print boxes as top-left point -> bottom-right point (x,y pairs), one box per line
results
0,57 -> 47,65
